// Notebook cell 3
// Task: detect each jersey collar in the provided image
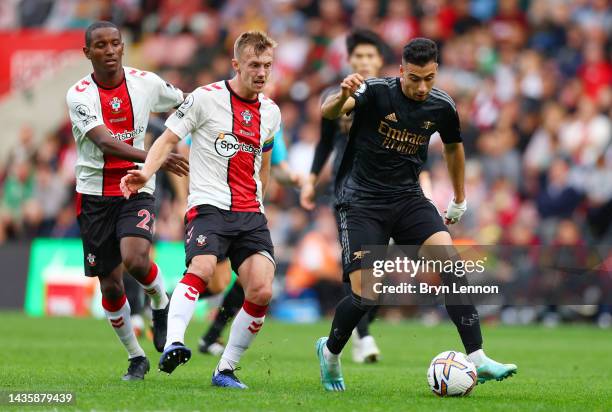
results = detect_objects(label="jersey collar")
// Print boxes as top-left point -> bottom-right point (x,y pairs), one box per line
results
225,80 -> 259,104
91,69 -> 126,90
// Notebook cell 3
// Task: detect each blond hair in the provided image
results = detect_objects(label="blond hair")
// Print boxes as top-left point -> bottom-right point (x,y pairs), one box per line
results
233,30 -> 277,59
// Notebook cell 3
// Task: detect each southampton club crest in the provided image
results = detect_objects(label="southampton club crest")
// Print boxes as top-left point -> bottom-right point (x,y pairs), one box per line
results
109,96 -> 123,114
196,235 -> 207,247
240,109 -> 253,127
87,253 -> 97,267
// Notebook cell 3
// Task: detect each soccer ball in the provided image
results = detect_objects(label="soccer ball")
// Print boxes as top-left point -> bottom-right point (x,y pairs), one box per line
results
427,351 -> 477,397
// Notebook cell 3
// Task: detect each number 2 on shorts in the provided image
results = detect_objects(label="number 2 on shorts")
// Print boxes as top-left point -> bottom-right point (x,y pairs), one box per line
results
136,209 -> 154,233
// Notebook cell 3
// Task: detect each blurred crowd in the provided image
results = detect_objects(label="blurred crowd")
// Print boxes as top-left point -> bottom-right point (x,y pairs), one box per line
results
1,0 -> 611,324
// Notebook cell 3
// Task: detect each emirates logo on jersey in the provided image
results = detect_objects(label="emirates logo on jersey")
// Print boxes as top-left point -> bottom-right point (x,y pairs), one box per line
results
109,97 -> 123,113
240,109 -> 253,127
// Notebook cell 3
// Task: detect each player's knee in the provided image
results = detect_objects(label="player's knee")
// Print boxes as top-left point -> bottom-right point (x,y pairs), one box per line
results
99,277 -> 124,300
123,253 -> 150,279
246,283 -> 272,306
207,268 -> 231,295
422,231 -> 453,246
188,255 -> 216,281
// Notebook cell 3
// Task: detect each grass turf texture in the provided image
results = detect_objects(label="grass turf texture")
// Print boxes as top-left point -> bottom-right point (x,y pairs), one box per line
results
1,312 -> 610,412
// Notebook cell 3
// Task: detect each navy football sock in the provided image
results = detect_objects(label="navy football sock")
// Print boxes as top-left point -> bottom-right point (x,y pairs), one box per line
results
326,292 -> 371,354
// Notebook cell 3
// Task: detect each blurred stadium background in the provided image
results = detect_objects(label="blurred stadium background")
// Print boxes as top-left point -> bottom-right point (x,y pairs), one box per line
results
0,0 -> 611,328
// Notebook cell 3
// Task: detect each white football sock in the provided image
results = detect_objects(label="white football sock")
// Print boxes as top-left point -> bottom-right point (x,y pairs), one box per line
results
216,301 -> 267,374
165,274 -> 206,349
138,263 -> 169,310
102,295 -> 145,359
324,342 -> 340,363
467,349 -> 488,367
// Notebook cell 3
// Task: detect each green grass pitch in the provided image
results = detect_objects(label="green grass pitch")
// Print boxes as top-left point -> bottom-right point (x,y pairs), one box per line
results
1,312 -> 611,411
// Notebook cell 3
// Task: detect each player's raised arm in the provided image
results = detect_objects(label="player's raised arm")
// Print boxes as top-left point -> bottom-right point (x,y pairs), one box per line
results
443,142 -> 466,224
120,128 -> 183,198
321,73 -> 364,119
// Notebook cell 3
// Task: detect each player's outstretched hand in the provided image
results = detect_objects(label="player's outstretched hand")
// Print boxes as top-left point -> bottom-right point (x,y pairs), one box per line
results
161,153 -> 190,177
340,73 -> 365,99
120,170 -> 149,199
444,198 -> 467,225
300,181 -> 316,211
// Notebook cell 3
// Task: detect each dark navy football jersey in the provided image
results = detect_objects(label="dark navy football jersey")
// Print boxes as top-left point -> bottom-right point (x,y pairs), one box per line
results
335,77 -> 462,205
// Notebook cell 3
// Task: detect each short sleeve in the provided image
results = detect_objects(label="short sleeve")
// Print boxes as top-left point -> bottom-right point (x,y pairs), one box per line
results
164,89 -> 205,140
262,106 -> 281,154
270,105 -> 281,137
66,89 -> 104,138
352,79 -> 376,110
149,72 -> 184,113
270,126 -> 287,165
438,103 -> 462,144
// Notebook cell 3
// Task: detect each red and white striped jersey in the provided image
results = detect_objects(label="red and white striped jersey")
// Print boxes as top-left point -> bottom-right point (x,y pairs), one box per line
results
66,67 -> 184,196
165,80 -> 280,213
